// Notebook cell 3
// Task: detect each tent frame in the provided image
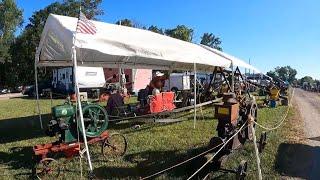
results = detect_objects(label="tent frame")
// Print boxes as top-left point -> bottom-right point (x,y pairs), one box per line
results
34,38 -> 94,173
33,14 -> 260,176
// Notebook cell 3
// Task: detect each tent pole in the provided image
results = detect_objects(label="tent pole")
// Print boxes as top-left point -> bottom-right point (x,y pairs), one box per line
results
34,48 -> 43,129
72,39 -> 93,172
193,62 -> 197,129
118,64 -> 121,91
168,67 -> 173,91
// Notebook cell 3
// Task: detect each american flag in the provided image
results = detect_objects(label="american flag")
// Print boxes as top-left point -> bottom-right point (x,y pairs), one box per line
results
76,12 -> 97,35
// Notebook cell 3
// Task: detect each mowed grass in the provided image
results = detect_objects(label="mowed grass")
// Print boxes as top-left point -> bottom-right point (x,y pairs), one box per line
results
0,96 -> 296,179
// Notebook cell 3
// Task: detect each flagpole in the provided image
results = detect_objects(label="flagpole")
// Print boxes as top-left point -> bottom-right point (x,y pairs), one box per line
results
73,4 -> 94,173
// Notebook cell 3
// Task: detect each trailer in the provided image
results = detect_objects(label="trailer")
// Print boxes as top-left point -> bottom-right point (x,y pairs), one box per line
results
52,66 -> 105,97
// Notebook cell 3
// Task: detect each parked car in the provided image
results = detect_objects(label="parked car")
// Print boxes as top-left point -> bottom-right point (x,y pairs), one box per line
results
0,88 -> 10,94
22,81 -> 52,97
10,86 -> 23,93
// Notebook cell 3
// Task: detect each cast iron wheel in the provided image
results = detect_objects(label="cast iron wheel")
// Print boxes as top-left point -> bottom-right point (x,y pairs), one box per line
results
35,158 -> 61,180
236,160 -> 248,180
102,133 -> 127,159
246,104 -> 258,141
237,116 -> 247,144
80,104 -> 109,138
258,131 -> 267,153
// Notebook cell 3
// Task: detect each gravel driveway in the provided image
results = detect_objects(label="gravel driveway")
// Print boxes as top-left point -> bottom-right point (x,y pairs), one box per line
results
294,88 -> 320,179
0,93 -> 25,100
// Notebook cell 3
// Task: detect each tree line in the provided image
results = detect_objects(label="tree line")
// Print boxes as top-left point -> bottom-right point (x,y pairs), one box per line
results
267,66 -> 319,87
0,0 -> 222,88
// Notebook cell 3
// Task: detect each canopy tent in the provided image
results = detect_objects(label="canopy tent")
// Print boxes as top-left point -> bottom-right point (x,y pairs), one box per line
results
36,14 -> 232,71
200,45 -> 261,73
35,13 -> 261,174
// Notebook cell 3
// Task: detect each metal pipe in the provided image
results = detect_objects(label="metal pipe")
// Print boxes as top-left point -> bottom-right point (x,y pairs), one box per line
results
72,36 -> 93,172
193,62 -> 197,129
34,48 -> 43,129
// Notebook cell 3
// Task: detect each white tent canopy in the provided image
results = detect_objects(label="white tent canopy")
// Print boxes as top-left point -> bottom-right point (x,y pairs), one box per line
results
37,14 -> 233,71
35,13 -> 262,173
200,45 -> 260,73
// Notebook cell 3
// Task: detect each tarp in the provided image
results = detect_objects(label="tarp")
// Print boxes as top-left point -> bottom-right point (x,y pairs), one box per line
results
37,14 -> 232,71
200,45 -> 260,73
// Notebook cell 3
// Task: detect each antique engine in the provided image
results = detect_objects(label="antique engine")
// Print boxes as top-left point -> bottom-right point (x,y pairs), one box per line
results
214,93 -> 240,139
214,92 -> 258,144
45,101 -> 109,143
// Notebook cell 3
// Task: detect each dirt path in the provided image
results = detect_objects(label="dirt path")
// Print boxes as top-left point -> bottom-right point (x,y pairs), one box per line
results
0,93 -> 24,100
293,88 -> 320,179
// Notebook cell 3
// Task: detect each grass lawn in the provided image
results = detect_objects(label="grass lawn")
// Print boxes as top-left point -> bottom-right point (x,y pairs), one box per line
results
0,96 -> 300,179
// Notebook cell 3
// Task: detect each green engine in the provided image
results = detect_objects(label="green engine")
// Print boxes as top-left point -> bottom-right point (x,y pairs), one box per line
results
46,102 -> 109,143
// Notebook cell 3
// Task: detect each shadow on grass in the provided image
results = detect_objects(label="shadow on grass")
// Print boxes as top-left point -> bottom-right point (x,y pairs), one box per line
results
93,145 -> 213,179
0,114 -> 50,144
275,142 -> 320,179
0,146 -> 34,178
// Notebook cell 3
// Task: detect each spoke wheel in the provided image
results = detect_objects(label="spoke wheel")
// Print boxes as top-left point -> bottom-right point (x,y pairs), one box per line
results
237,116 -> 247,144
102,133 -> 127,160
80,104 -> 109,138
246,104 -> 257,141
258,132 -> 267,153
35,158 -> 60,180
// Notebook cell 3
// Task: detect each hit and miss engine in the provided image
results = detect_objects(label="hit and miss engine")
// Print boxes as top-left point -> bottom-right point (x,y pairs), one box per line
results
46,101 -> 109,143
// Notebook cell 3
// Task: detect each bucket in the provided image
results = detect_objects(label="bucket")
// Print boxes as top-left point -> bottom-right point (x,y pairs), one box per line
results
269,100 -> 277,108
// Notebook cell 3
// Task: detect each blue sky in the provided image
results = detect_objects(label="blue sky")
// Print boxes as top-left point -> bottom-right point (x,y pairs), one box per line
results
16,0 -> 320,79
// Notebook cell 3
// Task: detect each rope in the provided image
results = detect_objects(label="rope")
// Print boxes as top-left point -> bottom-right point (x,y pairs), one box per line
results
249,88 -> 295,180
140,142 -> 223,180
253,88 -> 295,131
250,123 -> 262,180
187,123 -> 247,180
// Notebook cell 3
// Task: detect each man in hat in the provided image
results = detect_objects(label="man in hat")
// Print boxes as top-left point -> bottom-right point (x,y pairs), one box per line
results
149,71 -> 166,95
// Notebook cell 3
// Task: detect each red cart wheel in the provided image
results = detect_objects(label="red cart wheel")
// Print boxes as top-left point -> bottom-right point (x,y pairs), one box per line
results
102,133 -> 127,160
35,158 -> 60,179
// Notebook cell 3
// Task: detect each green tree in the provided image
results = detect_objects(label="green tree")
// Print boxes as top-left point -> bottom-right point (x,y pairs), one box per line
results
165,25 -> 193,42
116,19 -> 133,27
0,0 -> 23,86
148,25 -> 164,34
0,0 -> 23,62
300,76 -> 314,85
267,66 -> 297,84
7,0 -> 103,86
200,32 -> 222,51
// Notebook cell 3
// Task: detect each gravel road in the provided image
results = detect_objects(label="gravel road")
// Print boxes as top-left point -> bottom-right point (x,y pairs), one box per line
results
0,93 -> 24,100
294,88 -> 320,179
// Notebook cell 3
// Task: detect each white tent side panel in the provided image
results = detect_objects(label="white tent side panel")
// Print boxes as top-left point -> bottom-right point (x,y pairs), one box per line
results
37,14 -> 231,71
